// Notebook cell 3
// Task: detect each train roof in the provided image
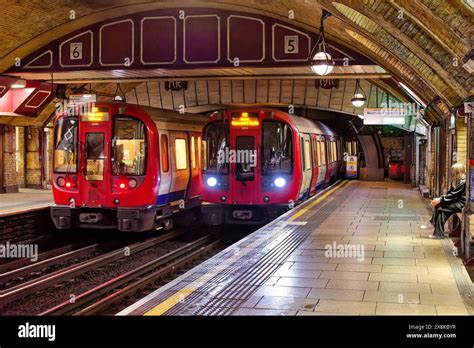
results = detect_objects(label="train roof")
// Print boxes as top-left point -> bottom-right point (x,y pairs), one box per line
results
124,104 -> 208,126
287,113 -> 341,137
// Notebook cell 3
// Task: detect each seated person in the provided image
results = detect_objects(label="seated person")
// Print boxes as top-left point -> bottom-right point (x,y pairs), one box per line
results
420,163 -> 466,239
112,151 -> 127,175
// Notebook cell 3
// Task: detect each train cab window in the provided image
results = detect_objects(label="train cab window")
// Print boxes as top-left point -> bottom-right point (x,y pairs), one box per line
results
112,117 -> 147,176
161,134 -> 169,173
175,138 -> 188,170
85,133 -> 105,181
53,117 -> 78,173
304,140 -> 311,170
262,121 -> 292,175
191,136 -> 196,169
202,121 -> 229,174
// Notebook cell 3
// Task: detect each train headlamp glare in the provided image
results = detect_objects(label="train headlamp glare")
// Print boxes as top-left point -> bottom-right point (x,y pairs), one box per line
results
274,177 -> 286,188
207,177 -> 217,187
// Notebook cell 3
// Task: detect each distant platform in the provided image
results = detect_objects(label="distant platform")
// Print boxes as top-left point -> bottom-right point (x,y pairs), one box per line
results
0,189 -> 53,217
119,180 -> 473,316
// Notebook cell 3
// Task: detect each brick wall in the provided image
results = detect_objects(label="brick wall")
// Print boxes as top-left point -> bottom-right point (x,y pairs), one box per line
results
456,117 -> 467,166
16,127 -> 26,188
2,126 -> 19,192
26,127 -> 42,189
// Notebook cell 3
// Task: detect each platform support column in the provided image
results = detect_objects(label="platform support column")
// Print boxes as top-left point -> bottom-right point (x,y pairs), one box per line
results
463,108 -> 473,260
25,126 -> 43,189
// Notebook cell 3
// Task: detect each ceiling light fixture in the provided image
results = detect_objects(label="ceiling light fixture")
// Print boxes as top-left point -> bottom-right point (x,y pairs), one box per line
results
309,10 -> 334,76
113,83 -> 126,102
351,79 -> 367,107
11,79 -> 26,89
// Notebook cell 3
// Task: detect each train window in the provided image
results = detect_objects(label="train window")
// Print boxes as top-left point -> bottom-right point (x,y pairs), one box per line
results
202,121 -> 229,174
300,138 -> 305,170
202,139 -> 207,171
161,134 -> 169,173
320,141 -> 326,165
191,136 -> 196,169
304,140 -> 311,170
197,136 -> 201,169
85,133 -> 105,181
112,117 -> 147,176
316,141 -> 321,166
175,139 -> 188,170
311,138 -> 318,167
332,142 -> 337,162
53,117 -> 78,173
262,121 -> 292,175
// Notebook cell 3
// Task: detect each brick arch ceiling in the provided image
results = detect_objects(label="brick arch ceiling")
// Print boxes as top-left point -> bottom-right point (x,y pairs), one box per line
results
0,0 -> 471,117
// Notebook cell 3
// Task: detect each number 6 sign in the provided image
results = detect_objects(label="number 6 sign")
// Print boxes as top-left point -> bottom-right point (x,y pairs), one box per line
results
70,42 -> 83,60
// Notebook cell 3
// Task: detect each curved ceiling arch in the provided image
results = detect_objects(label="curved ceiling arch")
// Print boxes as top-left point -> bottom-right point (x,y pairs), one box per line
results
0,0 -> 471,120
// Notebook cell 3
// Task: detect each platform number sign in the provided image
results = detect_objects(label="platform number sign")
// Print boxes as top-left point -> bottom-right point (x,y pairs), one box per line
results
284,36 -> 299,54
70,42 -> 83,60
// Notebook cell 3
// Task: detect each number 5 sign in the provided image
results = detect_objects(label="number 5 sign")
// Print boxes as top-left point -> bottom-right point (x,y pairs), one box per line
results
284,36 -> 299,54
70,42 -> 83,60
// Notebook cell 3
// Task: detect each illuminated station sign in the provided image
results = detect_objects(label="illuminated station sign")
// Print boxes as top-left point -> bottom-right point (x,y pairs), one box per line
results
363,108 -> 406,125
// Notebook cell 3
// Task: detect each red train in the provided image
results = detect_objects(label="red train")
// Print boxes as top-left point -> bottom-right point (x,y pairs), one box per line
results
200,108 -> 344,225
51,103 -> 205,232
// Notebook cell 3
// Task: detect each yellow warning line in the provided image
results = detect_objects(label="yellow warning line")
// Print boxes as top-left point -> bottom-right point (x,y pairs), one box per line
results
288,180 -> 349,221
144,179 -> 349,316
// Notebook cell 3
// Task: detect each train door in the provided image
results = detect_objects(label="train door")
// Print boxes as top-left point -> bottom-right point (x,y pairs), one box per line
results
157,131 -> 172,205
325,138 -> 332,185
230,129 -> 259,204
298,134 -> 313,199
309,134 -> 319,194
316,137 -> 327,190
185,132 -> 202,199
80,123 -> 110,206
169,131 -> 190,203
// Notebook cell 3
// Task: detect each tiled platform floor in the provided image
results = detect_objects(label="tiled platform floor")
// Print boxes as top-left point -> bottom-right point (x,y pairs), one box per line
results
0,189 -> 53,217
119,181 -> 474,316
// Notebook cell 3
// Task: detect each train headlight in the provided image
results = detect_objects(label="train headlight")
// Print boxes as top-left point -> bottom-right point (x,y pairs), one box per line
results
128,178 -> 137,188
274,177 -> 286,188
207,177 -> 217,187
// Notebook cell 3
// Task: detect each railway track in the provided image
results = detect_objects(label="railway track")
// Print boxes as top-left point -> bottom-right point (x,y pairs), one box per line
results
40,234 -> 220,315
0,229 -> 185,309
